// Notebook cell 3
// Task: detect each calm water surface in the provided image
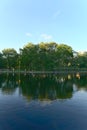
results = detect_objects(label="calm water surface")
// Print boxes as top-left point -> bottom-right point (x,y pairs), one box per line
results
0,74 -> 87,130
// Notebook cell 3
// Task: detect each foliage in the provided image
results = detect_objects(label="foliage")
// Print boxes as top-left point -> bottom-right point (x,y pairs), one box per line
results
0,42 -> 87,70
2,48 -> 18,69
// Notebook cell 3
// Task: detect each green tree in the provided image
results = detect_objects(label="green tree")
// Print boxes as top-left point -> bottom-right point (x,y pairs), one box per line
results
20,43 -> 39,70
2,48 -> 18,69
0,52 -> 6,68
77,52 -> 87,68
55,44 -> 73,68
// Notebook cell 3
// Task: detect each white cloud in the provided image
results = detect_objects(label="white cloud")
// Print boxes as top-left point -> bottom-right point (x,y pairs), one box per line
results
40,34 -> 52,40
53,10 -> 61,19
26,33 -> 32,37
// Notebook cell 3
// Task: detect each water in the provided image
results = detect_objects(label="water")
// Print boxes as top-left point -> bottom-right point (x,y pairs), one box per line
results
0,74 -> 87,130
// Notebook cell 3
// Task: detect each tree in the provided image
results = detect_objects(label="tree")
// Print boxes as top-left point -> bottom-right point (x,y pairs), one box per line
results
0,52 -> 6,68
2,48 -> 18,69
76,52 -> 87,68
19,42 -> 74,70
55,44 -> 73,68
20,43 -> 39,70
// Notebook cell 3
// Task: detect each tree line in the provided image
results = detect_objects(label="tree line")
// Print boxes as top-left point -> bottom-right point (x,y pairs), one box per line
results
0,42 -> 87,70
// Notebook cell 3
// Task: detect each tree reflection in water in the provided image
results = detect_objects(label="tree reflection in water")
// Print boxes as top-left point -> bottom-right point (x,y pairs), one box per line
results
0,74 -> 18,94
0,73 -> 87,100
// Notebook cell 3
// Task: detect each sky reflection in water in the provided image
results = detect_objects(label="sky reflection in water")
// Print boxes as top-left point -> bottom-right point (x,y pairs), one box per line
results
0,74 -> 87,130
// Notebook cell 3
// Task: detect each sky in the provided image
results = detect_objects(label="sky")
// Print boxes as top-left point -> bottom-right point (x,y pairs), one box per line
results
0,0 -> 87,52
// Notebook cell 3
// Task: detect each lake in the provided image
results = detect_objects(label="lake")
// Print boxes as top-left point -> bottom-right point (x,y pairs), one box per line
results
0,73 -> 87,130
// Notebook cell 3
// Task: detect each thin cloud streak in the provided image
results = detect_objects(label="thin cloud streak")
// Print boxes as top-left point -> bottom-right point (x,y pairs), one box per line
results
40,34 -> 53,40
53,10 -> 61,19
26,33 -> 32,37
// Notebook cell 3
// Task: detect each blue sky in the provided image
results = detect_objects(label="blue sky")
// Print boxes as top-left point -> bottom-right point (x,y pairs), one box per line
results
0,0 -> 87,52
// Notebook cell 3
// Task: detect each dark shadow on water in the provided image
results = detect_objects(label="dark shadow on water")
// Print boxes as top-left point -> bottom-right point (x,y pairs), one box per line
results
0,73 -> 87,100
